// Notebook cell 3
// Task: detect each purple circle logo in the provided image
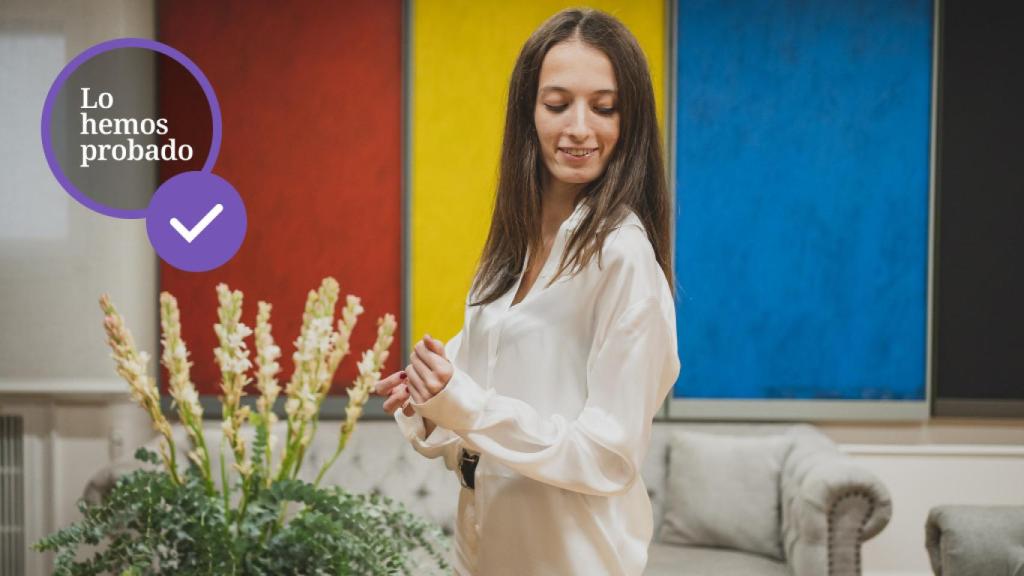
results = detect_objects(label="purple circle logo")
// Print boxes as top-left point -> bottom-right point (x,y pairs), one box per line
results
41,38 -> 246,272
147,172 -> 247,272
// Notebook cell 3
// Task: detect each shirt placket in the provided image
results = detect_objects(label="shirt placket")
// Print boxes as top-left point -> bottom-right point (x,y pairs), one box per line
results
486,228 -> 567,383
486,312 -> 502,385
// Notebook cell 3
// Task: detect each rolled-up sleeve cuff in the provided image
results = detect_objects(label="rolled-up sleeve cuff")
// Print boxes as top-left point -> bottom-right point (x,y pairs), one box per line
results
411,366 -> 491,431
394,408 -> 426,441
395,407 -> 460,451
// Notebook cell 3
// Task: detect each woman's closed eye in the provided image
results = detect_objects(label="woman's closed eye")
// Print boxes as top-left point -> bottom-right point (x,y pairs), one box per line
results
543,103 -> 617,116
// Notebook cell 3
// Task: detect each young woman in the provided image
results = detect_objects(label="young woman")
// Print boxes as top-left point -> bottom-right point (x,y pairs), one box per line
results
374,8 -> 680,575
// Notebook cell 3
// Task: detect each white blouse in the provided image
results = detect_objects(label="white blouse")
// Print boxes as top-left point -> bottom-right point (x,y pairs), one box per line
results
394,200 -> 681,576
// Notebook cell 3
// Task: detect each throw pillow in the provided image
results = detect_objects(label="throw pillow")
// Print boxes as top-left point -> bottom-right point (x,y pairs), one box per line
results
657,429 -> 793,560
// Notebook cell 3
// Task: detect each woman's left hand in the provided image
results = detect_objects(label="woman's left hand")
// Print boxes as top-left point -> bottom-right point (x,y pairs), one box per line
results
405,334 -> 453,405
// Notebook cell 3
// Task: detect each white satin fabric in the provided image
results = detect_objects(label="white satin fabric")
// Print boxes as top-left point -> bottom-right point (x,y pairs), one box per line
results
395,201 -> 681,575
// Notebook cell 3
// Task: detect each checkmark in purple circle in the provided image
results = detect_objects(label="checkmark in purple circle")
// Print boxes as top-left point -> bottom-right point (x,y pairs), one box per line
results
146,171 -> 247,272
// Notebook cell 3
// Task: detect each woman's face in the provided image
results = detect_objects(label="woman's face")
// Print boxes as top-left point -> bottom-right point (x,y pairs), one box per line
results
534,38 -> 620,190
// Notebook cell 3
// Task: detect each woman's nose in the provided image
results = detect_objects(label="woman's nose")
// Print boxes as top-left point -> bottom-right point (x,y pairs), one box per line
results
566,102 -> 591,138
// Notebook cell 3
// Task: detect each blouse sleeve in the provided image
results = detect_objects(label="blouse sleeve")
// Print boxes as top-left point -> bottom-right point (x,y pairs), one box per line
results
410,224 -> 681,497
394,328 -> 466,473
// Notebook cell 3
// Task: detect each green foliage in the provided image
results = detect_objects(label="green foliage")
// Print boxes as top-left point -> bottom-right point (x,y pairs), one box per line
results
34,448 -> 451,576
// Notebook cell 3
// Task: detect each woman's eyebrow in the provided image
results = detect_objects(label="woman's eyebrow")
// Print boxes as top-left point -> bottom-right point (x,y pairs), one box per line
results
540,86 -> 617,95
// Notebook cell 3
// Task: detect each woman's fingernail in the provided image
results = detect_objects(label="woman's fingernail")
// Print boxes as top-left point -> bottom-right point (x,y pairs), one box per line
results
399,371 -> 407,380
425,333 -> 431,340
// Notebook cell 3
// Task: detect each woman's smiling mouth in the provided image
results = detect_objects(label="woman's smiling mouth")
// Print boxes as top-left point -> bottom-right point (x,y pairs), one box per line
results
559,147 -> 597,159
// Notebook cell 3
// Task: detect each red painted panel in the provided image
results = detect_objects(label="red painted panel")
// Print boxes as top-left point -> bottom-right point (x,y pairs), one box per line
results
158,0 -> 403,396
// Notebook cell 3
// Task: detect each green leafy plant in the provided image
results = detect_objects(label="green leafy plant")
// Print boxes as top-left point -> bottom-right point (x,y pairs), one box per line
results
34,278 -> 450,575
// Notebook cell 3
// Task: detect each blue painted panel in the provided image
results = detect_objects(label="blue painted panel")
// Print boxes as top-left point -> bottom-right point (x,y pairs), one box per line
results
673,0 -> 932,400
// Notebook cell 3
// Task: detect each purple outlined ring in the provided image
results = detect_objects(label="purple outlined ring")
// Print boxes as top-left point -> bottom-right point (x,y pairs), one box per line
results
40,38 -> 222,219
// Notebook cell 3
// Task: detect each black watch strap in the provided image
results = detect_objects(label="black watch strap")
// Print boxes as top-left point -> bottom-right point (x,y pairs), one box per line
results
459,448 -> 480,489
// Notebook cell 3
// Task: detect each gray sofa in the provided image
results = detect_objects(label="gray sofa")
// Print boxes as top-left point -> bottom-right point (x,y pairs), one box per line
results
925,505 -> 1024,576
85,420 -> 891,575
643,423 -> 891,576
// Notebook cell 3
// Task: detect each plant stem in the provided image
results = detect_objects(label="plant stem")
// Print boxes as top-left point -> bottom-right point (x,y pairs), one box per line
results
165,436 -> 182,485
279,417 -> 308,482
185,413 -> 215,495
220,436 -> 230,511
258,521 -> 274,547
275,417 -> 297,483
313,427 -> 350,488
235,474 -> 251,531
291,437 -> 307,478
275,501 -> 290,531
263,421 -> 273,487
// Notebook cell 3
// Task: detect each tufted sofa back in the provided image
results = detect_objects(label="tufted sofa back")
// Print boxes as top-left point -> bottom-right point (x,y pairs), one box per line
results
307,419 -> 462,534
153,419 -> 833,539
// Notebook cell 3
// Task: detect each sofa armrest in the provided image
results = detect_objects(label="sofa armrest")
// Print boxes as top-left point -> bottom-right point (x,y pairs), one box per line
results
82,457 -> 153,505
925,505 -> 1024,576
81,429 -> 188,505
780,430 -> 893,576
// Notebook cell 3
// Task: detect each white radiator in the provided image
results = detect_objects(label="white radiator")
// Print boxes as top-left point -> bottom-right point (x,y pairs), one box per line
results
0,415 -> 25,576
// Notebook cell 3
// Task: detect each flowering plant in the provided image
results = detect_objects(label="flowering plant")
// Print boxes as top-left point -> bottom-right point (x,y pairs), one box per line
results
34,278 -> 449,575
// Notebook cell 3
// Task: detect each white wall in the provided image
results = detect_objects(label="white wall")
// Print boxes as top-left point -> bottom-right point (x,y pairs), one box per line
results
0,1 -> 157,574
821,420 -> 1024,575
0,0 -> 158,379
851,446 -> 1024,575
0,392 -> 150,576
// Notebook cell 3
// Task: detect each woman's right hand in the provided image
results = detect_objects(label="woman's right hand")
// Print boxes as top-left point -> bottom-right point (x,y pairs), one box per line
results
375,371 -> 416,416
375,370 -> 439,438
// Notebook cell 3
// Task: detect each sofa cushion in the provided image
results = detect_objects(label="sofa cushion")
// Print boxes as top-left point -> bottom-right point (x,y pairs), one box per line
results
645,543 -> 791,576
658,430 -> 793,560
926,505 -> 1024,576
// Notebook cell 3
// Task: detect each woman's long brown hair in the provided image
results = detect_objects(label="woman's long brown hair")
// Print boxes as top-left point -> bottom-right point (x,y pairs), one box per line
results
468,7 -> 676,308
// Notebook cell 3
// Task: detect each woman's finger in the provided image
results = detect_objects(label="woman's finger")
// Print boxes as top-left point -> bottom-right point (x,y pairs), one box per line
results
383,383 -> 407,412
423,335 -> 447,358
410,349 -> 442,396
405,363 -> 427,403
413,339 -> 445,379
374,370 -> 406,396
383,383 -> 409,413
417,336 -> 454,387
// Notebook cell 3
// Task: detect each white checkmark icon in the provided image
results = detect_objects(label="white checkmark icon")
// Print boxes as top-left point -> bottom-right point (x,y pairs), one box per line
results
170,203 -> 224,244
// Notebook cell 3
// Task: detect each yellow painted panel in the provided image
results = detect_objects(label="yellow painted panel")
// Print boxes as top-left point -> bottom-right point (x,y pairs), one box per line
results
411,0 -> 667,344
